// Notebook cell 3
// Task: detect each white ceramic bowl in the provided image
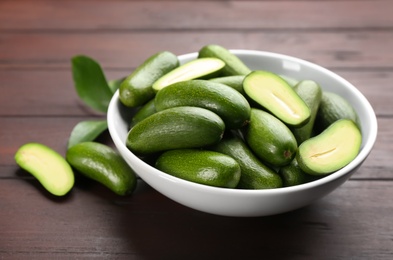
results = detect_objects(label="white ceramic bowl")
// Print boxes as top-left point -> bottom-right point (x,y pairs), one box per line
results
107,50 -> 377,217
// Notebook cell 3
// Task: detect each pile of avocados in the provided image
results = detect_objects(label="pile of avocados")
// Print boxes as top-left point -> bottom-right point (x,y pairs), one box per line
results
120,44 -> 362,189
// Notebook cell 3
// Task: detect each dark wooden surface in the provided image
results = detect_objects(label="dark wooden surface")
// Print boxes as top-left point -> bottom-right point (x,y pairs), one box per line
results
1,0 -> 392,259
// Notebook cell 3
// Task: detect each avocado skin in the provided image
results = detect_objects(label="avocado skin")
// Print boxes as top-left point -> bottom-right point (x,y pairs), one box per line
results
66,142 -> 137,196
130,98 -> 157,128
211,132 -> 282,189
209,75 -> 246,95
291,80 -> 322,144
198,44 -> 251,76
278,158 -> 320,187
315,91 -> 360,133
245,108 -> 298,167
127,106 -> 225,155
154,80 -> 251,129
155,149 -> 241,188
119,51 -> 179,107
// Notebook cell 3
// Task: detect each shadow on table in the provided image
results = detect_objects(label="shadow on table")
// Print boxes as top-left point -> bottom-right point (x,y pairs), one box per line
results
115,181 -> 340,259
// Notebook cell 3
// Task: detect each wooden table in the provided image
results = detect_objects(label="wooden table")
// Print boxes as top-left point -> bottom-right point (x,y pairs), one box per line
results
1,0 -> 392,259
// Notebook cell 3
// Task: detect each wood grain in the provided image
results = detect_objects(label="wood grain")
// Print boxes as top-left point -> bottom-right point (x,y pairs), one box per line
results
1,31 -> 392,69
1,0 -> 392,30
1,0 -> 392,258
0,179 -> 391,259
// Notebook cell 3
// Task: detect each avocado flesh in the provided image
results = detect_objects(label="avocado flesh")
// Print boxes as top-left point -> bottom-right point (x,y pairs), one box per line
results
297,119 -> 362,175
243,71 -> 310,126
15,143 -> 74,196
152,57 -> 225,91
198,44 -> 252,76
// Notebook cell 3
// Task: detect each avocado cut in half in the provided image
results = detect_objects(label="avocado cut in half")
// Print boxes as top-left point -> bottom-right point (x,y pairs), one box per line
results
208,74 -> 298,95
198,44 -> 252,76
297,119 -> 362,176
15,143 -> 74,196
243,70 -> 311,127
152,57 -> 225,92
120,51 -> 179,107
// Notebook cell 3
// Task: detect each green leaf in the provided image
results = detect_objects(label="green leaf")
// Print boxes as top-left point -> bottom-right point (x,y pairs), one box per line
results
67,120 -> 108,149
108,77 -> 126,94
71,55 -> 113,113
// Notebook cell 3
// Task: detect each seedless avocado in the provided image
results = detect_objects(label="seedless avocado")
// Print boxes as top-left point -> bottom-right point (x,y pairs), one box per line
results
130,98 -> 157,128
119,51 -> 179,107
154,80 -> 251,129
156,149 -> 241,188
127,106 -> 225,155
66,142 -> 137,196
243,70 -> 310,126
152,57 -> 225,91
198,44 -> 252,76
208,74 -> 298,95
15,143 -> 74,196
245,108 -> 298,167
278,158 -> 319,187
211,132 -> 282,189
209,75 -> 246,94
297,119 -> 362,175
316,91 -> 360,132
291,80 -> 322,144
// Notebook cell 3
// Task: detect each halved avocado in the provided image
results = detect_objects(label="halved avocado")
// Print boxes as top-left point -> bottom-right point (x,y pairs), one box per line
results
243,70 -> 311,126
296,119 -> 362,175
152,57 -> 225,91
15,143 -> 74,196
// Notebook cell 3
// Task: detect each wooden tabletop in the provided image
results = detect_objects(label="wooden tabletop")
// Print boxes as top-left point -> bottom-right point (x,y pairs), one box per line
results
1,0 -> 392,259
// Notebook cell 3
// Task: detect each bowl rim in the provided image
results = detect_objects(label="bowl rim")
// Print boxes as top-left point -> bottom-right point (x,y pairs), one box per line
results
108,49 -> 378,196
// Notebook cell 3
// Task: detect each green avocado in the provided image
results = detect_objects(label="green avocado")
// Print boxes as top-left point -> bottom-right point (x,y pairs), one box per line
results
243,70 -> 311,127
66,142 -> 137,196
297,119 -> 362,176
130,98 -> 157,128
315,91 -> 360,132
154,80 -> 251,129
127,106 -> 225,155
278,158 -> 319,187
211,132 -> 282,189
119,51 -> 179,107
152,57 -> 225,91
209,75 -> 246,95
245,108 -> 298,167
198,44 -> 252,76
15,143 -> 74,196
291,80 -> 322,144
156,149 -> 241,188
